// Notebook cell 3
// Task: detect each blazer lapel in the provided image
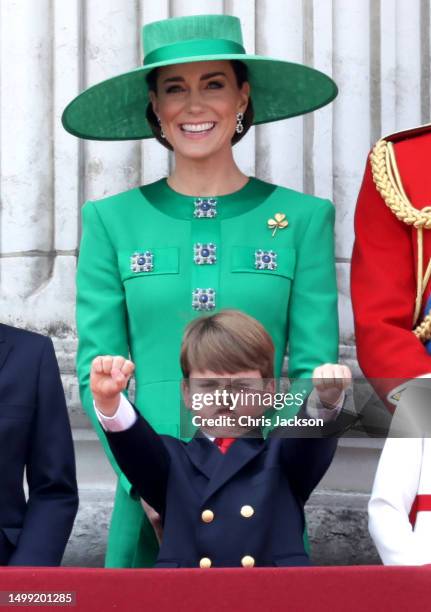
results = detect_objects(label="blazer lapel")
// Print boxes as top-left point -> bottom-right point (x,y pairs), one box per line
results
184,435 -> 223,480
0,325 -> 12,372
202,436 -> 266,503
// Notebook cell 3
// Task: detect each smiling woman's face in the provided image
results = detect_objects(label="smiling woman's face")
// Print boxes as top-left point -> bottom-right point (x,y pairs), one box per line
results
149,60 -> 250,161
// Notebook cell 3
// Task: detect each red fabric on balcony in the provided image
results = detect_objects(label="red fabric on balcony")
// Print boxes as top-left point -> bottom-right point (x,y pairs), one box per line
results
0,566 -> 429,612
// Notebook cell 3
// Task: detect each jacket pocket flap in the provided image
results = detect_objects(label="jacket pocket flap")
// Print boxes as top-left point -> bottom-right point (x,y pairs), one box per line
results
119,248 -> 179,281
231,246 -> 296,279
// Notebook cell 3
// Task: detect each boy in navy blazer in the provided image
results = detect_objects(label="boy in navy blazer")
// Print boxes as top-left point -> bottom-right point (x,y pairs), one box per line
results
91,310 -> 350,568
0,324 -> 78,566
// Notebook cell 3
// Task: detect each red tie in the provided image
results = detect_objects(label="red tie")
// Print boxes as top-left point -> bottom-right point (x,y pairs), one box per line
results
214,438 -> 236,454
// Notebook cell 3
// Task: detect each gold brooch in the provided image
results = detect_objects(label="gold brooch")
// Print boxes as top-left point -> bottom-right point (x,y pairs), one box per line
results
267,213 -> 288,237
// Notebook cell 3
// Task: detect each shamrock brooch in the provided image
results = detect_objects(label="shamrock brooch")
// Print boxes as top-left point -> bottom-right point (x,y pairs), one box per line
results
267,213 -> 288,237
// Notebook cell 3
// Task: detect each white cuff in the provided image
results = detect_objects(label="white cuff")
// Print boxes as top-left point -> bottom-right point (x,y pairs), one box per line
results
94,393 -> 137,432
306,388 -> 344,422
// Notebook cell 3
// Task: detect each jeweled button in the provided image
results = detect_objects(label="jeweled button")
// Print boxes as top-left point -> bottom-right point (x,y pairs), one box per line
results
192,288 -> 216,311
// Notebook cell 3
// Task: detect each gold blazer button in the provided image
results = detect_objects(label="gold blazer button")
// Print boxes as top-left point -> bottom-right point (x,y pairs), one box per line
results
240,505 -> 255,518
201,509 -> 215,523
241,555 -> 255,568
199,557 -> 212,568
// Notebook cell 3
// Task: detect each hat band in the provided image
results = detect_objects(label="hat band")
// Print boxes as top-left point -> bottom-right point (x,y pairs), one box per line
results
144,38 -> 246,66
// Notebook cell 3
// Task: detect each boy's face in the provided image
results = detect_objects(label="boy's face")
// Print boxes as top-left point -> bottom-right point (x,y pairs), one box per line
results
182,369 -> 275,438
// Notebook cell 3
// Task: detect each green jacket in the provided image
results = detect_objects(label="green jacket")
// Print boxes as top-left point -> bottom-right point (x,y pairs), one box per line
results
76,177 -> 339,567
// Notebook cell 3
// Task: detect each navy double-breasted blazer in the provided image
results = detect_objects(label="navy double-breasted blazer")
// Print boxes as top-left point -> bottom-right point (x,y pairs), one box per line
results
106,409 -> 337,568
0,324 -> 78,566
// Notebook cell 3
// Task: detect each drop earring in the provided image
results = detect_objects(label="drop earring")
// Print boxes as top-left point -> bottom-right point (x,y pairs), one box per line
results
236,112 -> 244,134
157,116 -> 165,139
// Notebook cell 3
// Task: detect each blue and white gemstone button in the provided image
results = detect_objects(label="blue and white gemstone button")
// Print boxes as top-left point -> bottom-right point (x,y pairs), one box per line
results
194,243 -> 217,265
194,197 -> 217,218
255,249 -> 277,271
192,288 -> 216,311
130,251 -> 154,273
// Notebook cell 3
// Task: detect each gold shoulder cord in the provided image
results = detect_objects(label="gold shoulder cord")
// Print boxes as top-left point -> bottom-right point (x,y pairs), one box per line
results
370,138 -> 431,341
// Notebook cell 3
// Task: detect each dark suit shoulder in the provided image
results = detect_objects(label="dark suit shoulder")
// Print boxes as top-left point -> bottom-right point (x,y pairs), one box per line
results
0,324 -> 52,354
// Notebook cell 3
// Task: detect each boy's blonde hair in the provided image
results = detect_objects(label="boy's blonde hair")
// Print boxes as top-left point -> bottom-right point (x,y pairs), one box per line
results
180,309 -> 274,379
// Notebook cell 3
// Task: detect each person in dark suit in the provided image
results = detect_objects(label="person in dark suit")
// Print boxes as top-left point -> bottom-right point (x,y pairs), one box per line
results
91,310 -> 350,568
0,323 -> 79,566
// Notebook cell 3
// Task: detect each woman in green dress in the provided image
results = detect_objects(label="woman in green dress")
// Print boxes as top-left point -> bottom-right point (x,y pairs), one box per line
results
62,13 -> 339,568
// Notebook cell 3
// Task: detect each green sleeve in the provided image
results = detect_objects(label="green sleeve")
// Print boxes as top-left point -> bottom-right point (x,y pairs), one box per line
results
76,201 -> 134,497
287,199 -> 339,380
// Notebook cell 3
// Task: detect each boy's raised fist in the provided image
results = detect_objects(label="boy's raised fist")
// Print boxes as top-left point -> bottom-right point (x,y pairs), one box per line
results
90,355 -> 135,415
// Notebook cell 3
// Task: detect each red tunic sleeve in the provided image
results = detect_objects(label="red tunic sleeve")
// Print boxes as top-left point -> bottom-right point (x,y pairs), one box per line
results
351,154 -> 431,398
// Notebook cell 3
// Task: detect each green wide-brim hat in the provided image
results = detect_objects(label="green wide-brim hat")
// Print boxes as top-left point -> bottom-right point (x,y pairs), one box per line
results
62,14 -> 338,141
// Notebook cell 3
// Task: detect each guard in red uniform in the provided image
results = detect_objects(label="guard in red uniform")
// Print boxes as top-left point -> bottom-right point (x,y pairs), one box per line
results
351,124 -> 431,406
353,126 -> 431,563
